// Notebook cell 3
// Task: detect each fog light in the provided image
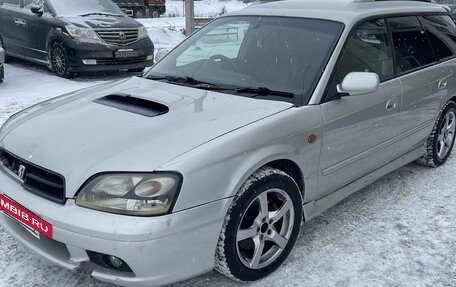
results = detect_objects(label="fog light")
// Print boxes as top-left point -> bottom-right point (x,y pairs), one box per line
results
86,251 -> 133,272
108,256 -> 123,269
82,59 -> 97,65
147,55 -> 154,61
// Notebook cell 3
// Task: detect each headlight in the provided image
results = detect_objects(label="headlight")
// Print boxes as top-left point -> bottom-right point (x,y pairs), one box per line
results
138,26 -> 149,40
65,25 -> 100,42
76,172 -> 182,216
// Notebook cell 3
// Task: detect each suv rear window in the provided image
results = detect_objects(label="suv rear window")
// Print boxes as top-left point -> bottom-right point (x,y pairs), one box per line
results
388,16 -> 436,74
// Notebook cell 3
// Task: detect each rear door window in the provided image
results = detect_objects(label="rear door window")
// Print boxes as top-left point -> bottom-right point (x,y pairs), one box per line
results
388,16 -> 436,74
419,15 -> 456,61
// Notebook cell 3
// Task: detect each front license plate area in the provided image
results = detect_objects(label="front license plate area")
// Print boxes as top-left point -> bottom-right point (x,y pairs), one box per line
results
0,195 -> 53,238
115,50 -> 139,58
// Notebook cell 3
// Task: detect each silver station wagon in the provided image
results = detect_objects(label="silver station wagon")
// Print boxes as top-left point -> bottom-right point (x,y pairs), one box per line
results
0,0 -> 455,286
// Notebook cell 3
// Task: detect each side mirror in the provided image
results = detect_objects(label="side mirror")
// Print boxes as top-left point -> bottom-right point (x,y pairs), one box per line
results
155,49 -> 170,63
337,72 -> 380,96
30,4 -> 44,15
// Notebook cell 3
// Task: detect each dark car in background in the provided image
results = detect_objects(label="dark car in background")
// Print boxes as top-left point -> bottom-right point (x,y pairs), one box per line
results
0,0 -> 154,78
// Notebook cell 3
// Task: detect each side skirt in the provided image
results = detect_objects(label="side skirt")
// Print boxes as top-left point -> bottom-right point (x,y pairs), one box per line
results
303,145 -> 426,222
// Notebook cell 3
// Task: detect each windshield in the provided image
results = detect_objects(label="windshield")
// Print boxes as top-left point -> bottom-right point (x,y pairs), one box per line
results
146,16 -> 343,104
48,0 -> 123,16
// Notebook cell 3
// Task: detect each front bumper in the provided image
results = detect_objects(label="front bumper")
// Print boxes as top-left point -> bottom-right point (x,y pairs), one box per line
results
62,37 -> 154,72
0,170 -> 231,287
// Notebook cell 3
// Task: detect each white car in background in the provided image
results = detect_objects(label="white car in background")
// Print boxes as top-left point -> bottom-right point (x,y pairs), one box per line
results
0,47 -> 4,83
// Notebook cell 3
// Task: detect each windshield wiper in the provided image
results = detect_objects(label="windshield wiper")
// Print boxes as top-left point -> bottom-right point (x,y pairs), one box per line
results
79,12 -> 123,17
145,75 -> 227,90
236,87 -> 295,99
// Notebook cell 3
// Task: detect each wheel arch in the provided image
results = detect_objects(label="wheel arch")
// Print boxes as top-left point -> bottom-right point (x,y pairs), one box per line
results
449,96 -> 456,105
262,159 -> 304,199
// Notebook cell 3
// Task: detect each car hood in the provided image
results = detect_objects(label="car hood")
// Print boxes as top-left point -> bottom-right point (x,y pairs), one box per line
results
0,77 -> 292,197
63,15 -> 141,29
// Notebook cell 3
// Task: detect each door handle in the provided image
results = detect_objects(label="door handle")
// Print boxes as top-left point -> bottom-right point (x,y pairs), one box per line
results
438,78 -> 448,90
14,18 -> 27,27
386,98 -> 399,111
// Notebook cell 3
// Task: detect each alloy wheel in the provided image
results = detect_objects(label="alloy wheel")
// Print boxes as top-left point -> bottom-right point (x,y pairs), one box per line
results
437,110 -> 455,159
236,188 -> 295,270
52,47 -> 67,77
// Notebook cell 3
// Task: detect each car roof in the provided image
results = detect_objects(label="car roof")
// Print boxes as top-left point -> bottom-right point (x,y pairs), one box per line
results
229,0 -> 447,26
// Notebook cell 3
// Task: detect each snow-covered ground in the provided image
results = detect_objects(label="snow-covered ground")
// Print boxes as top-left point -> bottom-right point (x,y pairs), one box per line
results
1,1 -> 456,286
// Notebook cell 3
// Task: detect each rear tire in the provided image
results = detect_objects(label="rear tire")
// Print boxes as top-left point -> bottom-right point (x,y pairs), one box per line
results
151,10 -> 160,18
215,167 -> 303,282
50,43 -> 72,78
133,8 -> 145,18
417,101 -> 456,167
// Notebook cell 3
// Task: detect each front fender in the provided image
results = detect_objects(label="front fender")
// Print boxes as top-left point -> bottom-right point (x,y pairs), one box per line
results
161,105 -> 323,212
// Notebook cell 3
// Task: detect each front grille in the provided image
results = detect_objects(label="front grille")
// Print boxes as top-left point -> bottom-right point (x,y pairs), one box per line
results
0,149 -> 65,204
96,28 -> 139,45
97,56 -> 148,65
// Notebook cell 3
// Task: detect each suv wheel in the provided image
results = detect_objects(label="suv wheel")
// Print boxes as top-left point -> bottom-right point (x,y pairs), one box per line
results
417,101 -> 456,167
215,167 -> 302,281
50,43 -> 71,78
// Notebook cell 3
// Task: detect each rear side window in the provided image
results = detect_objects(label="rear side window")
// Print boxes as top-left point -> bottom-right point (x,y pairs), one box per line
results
420,15 -> 456,61
388,16 -> 436,74
333,19 -> 394,83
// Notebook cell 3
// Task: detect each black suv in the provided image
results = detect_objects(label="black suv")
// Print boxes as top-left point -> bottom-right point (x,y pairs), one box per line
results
0,0 -> 154,77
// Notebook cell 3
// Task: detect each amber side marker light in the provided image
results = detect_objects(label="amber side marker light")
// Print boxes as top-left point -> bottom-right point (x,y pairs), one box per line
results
308,134 -> 317,143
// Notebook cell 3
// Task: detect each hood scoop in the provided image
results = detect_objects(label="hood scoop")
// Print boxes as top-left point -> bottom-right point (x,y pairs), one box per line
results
94,94 -> 169,117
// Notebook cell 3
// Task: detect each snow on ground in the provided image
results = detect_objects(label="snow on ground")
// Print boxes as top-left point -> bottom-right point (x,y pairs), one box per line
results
1,2 -> 456,286
165,0 -> 248,18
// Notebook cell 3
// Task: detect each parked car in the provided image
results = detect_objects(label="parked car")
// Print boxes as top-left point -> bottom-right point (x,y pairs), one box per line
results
0,47 -> 4,82
112,0 -> 166,18
0,0 -> 154,78
1,0 -> 455,286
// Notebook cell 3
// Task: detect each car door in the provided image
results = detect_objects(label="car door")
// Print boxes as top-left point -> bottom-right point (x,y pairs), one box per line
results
0,0 -> 25,58
389,15 -> 453,156
317,19 -> 403,196
21,0 -> 49,62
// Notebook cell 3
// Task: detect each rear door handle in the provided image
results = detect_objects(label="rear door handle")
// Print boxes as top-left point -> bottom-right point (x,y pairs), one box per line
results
438,78 -> 448,90
386,98 -> 399,111
14,18 -> 27,27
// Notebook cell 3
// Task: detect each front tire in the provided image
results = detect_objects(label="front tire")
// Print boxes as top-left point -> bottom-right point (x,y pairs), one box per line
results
50,43 -> 71,78
215,167 -> 303,281
417,101 -> 456,167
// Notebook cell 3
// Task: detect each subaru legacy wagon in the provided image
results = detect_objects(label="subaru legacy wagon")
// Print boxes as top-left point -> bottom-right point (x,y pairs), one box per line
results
0,0 -> 455,286
0,0 -> 154,78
